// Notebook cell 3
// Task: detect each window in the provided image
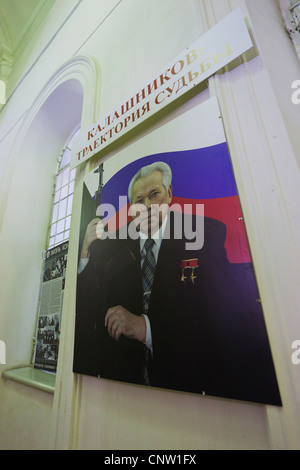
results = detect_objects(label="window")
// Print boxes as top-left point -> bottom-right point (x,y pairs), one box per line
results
48,130 -> 79,248
32,128 -> 79,373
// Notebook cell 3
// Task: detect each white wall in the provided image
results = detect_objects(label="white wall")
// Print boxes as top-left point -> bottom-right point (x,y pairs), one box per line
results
247,0 -> 300,167
0,0 -> 300,450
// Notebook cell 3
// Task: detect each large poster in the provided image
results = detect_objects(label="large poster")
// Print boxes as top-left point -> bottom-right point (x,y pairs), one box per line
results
73,97 -> 281,405
34,241 -> 68,372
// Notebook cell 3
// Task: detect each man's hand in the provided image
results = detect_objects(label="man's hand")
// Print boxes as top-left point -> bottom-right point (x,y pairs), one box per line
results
105,306 -> 146,343
81,218 -> 104,259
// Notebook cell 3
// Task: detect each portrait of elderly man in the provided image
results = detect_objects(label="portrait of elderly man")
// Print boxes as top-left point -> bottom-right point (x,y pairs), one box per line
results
73,160 -> 281,405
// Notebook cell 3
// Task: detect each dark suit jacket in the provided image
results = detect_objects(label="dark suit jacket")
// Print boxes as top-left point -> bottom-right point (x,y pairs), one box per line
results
73,213 -> 281,405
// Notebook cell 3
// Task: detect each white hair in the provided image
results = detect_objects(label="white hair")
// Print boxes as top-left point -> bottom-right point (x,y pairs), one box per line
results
128,161 -> 172,203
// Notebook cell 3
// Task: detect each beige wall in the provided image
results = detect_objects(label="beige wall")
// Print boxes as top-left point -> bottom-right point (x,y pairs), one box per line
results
0,378 -> 53,450
0,0 -> 300,450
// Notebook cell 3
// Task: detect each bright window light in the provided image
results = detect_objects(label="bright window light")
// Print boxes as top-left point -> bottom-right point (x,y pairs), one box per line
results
48,129 -> 79,248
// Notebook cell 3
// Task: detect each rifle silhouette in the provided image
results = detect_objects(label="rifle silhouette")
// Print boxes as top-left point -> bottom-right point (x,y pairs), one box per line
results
94,162 -> 104,215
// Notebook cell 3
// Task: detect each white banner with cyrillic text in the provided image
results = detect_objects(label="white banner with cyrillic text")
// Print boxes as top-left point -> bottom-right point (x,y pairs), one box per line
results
71,8 -> 253,169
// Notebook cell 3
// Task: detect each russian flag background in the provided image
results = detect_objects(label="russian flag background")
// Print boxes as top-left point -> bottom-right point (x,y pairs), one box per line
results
99,143 -> 251,264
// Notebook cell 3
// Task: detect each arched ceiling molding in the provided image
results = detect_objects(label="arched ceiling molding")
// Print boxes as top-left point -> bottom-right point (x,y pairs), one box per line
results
25,54 -> 101,132
0,54 -> 101,230
4,54 -> 101,162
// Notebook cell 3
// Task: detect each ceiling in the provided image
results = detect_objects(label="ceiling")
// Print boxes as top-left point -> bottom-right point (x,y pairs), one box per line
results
0,0 -> 45,52
0,0 -> 55,97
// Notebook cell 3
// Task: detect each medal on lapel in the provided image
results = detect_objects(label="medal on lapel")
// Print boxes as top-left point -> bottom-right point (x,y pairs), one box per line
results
181,258 -> 198,284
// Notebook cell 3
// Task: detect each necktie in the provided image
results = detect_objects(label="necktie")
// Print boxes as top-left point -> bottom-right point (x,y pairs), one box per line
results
142,238 -> 156,314
141,238 -> 156,385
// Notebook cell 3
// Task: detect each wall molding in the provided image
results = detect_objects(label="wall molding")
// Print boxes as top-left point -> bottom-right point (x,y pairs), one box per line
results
0,54 -> 101,233
12,0 -> 57,67
0,45 -> 14,83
